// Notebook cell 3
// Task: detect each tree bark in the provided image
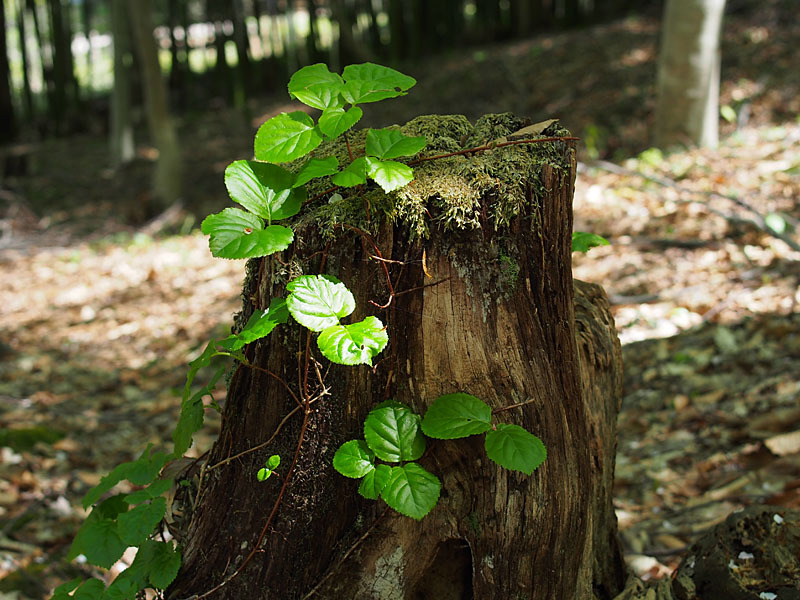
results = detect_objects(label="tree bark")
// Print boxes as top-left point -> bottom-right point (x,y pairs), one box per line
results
654,0 -> 726,149
126,0 -> 182,213
168,114 -> 625,600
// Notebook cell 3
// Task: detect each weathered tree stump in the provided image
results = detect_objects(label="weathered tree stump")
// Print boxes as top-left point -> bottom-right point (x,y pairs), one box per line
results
169,114 -> 626,599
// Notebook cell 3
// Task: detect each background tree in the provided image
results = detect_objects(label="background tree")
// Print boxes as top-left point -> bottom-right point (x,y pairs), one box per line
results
0,0 -> 16,142
110,0 -> 134,167
126,0 -> 182,214
654,0 -> 727,148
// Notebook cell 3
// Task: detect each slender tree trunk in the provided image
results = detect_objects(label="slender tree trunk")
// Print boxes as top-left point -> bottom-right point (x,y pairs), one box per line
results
15,0 -> 34,123
168,115 -> 625,599
654,0 -> 726,148
126,0 -> 182,213
110,0 -> 134,167
231,0 -> 250,110
0,0 -> 15,142
80,0 -> 93,92
305,0 -> 322,63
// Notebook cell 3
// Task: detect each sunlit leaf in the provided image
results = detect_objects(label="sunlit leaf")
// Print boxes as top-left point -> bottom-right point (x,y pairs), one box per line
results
254,111 -> 322,163
571,231 -> 609,253
358,464 -> 391,500
293,157 -> 340,188
366,157 -> 414,192
319,106 -> 363,139
318,316 -> 389,366
484,424 -> 546,475
201,208 -> 293,259
220,298 -> 289,351
341,63 -> 416,104
288,63 -> 345,110
333,440 -> 375,478
380,463 -> 440,520
286,275 -> 356,332
224,161 -> 303,222
366,128 -> 427,160
364,403 -> 425,462
421,393 -> 492,439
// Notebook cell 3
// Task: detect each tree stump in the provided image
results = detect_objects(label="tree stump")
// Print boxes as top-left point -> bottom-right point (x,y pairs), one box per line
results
169,114 -> 626,599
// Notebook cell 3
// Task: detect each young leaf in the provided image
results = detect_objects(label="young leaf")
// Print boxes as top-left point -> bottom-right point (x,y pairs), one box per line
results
484,424 -> 547,475
318,106 -> 363,139
333,440 -> 375,478
366,157 -> 414,192
293,157 -> 340,188
332,156 -> 368,187
201,208 -> 294,259
317,316 -> 389,366
358,463 -> 391,499
224,161 -> 303,222
286,274 -> 356,332
117,497 -> 167,546
267,454 -> 281,469
364,403 -> 426,463
421,393 -> 492,439
287,63 -> 345,110
257,467 -> 273,481
341,63 -> 416,104
254,111 -> 322,163
380,463 -> 440,520
366,128 -> 427,160
221,298 -> 289,351
571,231 -> 609,253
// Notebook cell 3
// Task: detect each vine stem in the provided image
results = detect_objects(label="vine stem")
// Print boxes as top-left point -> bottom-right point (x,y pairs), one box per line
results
492,397 -> 537,415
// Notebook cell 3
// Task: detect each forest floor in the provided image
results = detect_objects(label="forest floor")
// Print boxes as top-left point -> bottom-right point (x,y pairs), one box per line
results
1,1 -> 799,597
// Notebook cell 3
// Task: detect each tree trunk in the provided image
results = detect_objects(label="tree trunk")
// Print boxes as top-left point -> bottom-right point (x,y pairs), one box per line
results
0,0 -> 16,142
110,0 -> 134,167
16,0 -> 34,123
654,0 -> 726,149
168,114 -> 625,600
126,0 -> 182,213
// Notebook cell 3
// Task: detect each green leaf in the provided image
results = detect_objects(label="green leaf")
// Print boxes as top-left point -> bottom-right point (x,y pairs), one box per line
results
366,157 -> 414,192
267,454 -> 281,469
286,274 -> 355,331
221,298 -> 289,351
571,231 -> 609,253
69,515 -> 127,568
293,157 -> 340,188
287,63 -> 345,110
765,212 -> 787,234
103,574 -> 138,600
117,497 -> 167,546
145,540 -> 182,588
332,156 -> 368,187
341,63 -> 416,104
82,446 -> 169,509
366,128 -> 427,160
380,463 -> 440,520
358,463 -> 391,499
52,577 -> 83,600
484,424 -> 547,475
254,111 -> 323,163
318,106 -> 363,139
124,478 -> 173,505
256,467 -> 273,481
173,365 -> 225,456
363,403 -> 426,462
421,393 -> 492,439
333,440 -> 375,478
224,161 -> 303,222
201,208 -> 294,259
318,316 -> 388,366
70,579 -> 105,600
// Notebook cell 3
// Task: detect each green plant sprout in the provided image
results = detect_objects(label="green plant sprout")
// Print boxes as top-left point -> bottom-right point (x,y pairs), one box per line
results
55,61 -> 580,600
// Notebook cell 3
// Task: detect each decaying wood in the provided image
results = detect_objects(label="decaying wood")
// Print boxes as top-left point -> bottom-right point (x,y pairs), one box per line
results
169,115 -> 626,600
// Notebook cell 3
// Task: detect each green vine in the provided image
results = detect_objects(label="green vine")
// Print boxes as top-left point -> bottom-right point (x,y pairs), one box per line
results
55,62 -> 591,600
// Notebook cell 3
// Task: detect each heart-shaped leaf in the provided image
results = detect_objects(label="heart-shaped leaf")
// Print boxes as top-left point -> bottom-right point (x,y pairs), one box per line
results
286,274 -> 355,332
366,157 -> 414,192
421,393 -> 492,439
484,424 -> 546,475
224,161 -> 303,222
333,440 -> 375,478
221,298 -> 289,351
288,63 -> 345,110
364,403 -> 425,462
293,157 -> 340,188
117,498 -> 166,546
341,63 -> 416,104
255,111 -> 322,163
366,128 -> 427,160
201,208 -> 294,259
319,106 -> 363,139
380,463 -> 440,520
317,316 -> 389,366
332,156 -> 368,188
358,463 -> 391,500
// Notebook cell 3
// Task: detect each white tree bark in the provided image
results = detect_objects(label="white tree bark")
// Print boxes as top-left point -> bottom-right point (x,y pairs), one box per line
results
654,0 -> 726,149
